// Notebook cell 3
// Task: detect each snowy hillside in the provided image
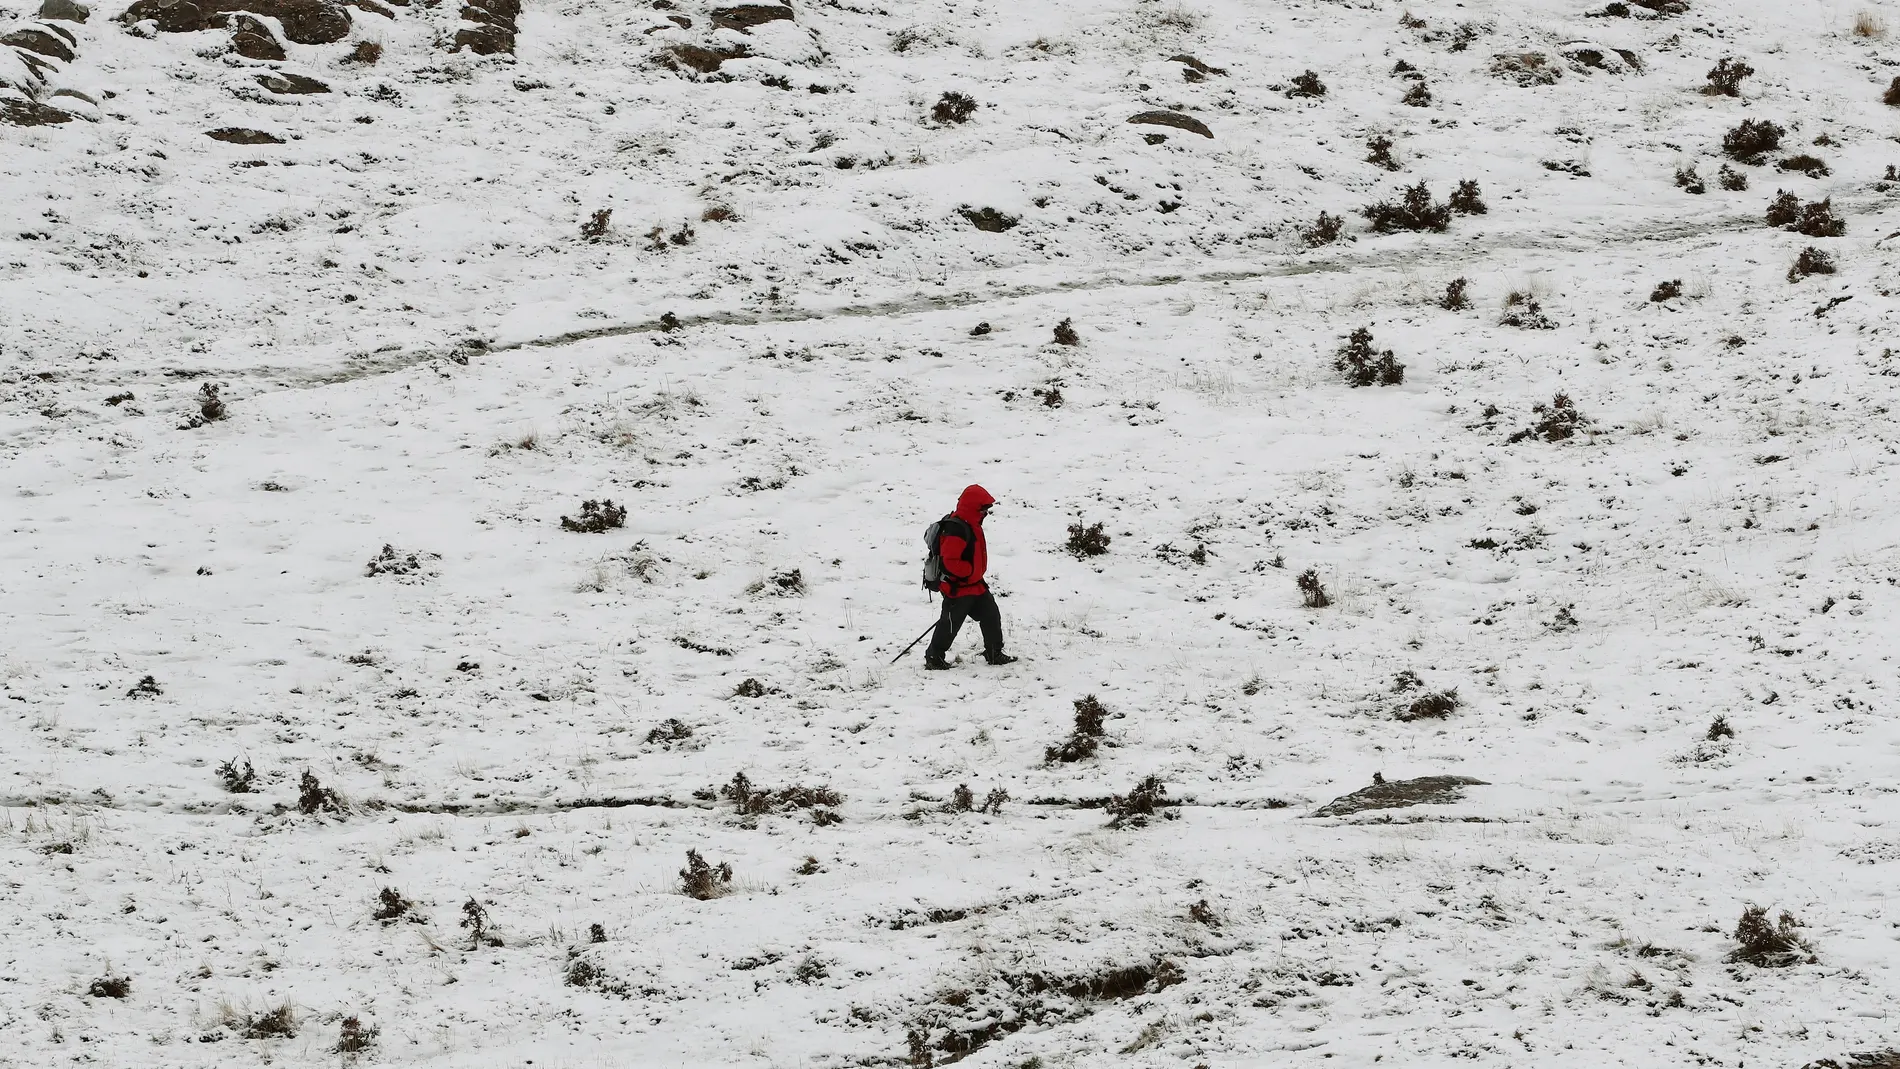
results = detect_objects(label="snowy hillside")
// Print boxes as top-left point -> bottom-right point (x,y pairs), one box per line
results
5,0 -> 1900,1064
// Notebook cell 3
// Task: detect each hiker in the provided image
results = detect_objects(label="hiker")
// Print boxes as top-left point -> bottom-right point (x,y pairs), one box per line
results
924,484 -> 1017,670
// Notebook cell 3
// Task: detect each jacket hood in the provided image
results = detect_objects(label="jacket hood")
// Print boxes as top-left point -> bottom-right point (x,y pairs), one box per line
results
956,484 -> 995,521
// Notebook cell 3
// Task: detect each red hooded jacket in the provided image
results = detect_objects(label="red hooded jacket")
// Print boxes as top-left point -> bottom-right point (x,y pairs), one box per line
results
938,484 -> 993,596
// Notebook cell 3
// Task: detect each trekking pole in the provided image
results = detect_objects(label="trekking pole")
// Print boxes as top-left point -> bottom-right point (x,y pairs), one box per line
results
890,619 -> 939,664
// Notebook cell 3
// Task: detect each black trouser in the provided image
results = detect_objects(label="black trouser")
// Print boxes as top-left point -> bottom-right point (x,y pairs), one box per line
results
925,592 -> 1004,661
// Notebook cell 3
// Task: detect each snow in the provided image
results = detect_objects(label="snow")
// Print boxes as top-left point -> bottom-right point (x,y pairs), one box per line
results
4,0 -> 1900,1064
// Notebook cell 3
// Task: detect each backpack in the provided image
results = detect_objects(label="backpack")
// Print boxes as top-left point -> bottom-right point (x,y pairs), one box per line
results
922,514 -> 975,592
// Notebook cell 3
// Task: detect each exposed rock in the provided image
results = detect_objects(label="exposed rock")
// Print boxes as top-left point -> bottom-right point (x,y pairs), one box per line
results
245,0 -> 350,44
118,0 -> 207,33
255,70 -> 329,94
206,126 -> 285,144
1127,109 -> 1212,138
455,0 -> 518,54
959,206 -> 1019,232
710,4 -> 792,31
39,0 -> 91,22
231,13 -> 288,59
1311,775 -> 1488,817
121,0 -> 349,43
2,93 -> 75,124
4,26 -> 78,61
1168,53 -> 1225,75
658,41 -> 746,73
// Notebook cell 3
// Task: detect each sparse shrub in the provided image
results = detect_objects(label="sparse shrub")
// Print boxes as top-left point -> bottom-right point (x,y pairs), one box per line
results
460,897 -> 499,948
1402,81 -> 1432,106
336,1016 -> 378,1055
1508,392 -> 1588,442
1550,605 -> 1579,631
1718,164 -> 1748,190
1362,180 -> 1451,233
1188,899 -> 1219,926
1650,279 -> 1683,302
1885,76 -> 1900,106
680,849 -> 734,899
948,784 -> 975,811
217,757 -> 256,793
1788,246 -> 1836,282
1052,317 -> 1079,346
1788,197 -> 1844,236
1392,669 -> 1424,692
1777,154 -> 1830,178
764,568 -> 804,595
126,674 -> 162,698
364,544 -> 428,578
734,677 -> 767,698
1765,191 -> 1802,227
1855,10 -> 1886,37
1066,522 -> 1111,558
1045,695 -> 1110,763
1449,179 -> 1486,214
1287,70 -> 1326,98
1397,688 -> 1461,721
1300,210 -> 1345,247
701,205 -> 737,223
580,208 -> 611,242
590,922 -> 607,943
1105,774 -> 1175,828
931,90 -> 977,124
980,787 -> 1009,814
1706,715 -> 1734,740
1722,118 -> 1784,163
1675,165 -> 1705,194
796,855 -> 822,875
239,1002 -> 298,1039
793,956 -> 829,983
88,975 -> 131,999
372,887 -> 418,924
564,953 -> 630,996
195,382 -> 226,423
1334,327 -> 1404,386
1499,290 -> 1556,329
1705,56 -> 1752,96
1366,135 -> 1400,171
1729,905 -> 1814,967
297,770 -> 343,815
645,224 -> 695,251
1297,567 -> 1330,608
721,771 -> 843,815
561,499 -> 627,533
1441,277 -> 1471,310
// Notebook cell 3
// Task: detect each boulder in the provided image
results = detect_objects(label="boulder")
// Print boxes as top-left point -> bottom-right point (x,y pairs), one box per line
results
4,25 -> 78,61
1127,109 -> 1211,138
2,92 -> 74,124
122,0 -> 349,42
455,0 -> 517,53
38,0 -> 91,22
255,70 -> 328,93
119,0 -> 210,33
231,13 -> 287,59
244,0 -> 350,45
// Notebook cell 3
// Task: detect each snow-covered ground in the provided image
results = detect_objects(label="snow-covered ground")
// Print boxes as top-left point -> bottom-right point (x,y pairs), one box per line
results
5,0 -> 1900,1064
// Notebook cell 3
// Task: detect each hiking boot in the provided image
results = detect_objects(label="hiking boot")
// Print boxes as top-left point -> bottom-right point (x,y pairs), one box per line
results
983,652 -> 1018,666
924,656 -> 952,671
